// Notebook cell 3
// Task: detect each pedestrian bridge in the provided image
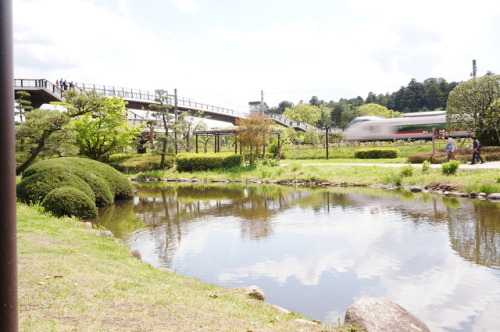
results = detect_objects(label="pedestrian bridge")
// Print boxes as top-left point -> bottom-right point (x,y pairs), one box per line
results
14,78 -> 312,131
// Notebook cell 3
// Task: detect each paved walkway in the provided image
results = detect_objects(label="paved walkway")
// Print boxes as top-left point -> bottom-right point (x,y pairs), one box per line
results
295,161 -> 500,169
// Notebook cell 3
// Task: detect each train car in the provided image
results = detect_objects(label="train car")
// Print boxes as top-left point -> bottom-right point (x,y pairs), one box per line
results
343,112 -> 469,141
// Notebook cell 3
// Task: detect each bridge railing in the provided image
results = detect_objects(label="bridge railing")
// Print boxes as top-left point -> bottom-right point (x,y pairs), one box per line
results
14,79 -> 64,98
74,82 -> 248,118
14,78 -> 311,131
266,113 -> 312,131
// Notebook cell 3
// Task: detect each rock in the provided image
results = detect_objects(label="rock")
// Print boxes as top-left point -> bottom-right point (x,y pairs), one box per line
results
130,248 -> 141,259
82,221 -> 93,228
344,297 -> 430,332
487,193 -> 500,200
271,304 -> 291,314
100,230 -> 114,238
245,285 -> 266,301
410,188 -> 422,193
295,319 -> 318,325
469,192 -> 478,198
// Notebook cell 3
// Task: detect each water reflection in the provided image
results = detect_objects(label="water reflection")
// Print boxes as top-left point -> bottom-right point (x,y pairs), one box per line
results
91,183 -> 500,332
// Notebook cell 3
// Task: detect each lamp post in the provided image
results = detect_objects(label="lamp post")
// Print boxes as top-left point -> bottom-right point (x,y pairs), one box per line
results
0,0 -> 19,330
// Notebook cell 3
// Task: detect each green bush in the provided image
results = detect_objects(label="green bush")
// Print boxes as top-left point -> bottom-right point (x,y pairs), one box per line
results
421,160 -> 431,172
42,187 -> 98,219
112,154 -> 175,173
17,170 -> 95,205
23,157 -> 133,200
354,148 -> 400,159
18,157 -> 134,218
399,164 -> 414,177
176,153 -> 243,172
441,160 -> 460,175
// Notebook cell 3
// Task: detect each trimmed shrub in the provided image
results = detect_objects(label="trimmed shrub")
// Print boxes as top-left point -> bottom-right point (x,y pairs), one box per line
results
354,148 -> 400,159
408,146 -> 500,164
176,153 -> 243,172
18,157 -> 134,218
111,154 -> 175,173
42,187 -> 98,219
17,170 -> 95,205
441,160 -> 460,175
23,157 -> 133,200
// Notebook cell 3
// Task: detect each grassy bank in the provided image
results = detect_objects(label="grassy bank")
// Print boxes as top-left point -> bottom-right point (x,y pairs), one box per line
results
17,203 -> 342,331
138,161 -> 500,194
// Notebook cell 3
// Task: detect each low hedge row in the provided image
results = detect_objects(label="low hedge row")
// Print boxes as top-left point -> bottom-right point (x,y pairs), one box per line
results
407,146 -> 500,164
176,153 -> 243,172
17,157 -> 134,218
110,153 -> 175,173
354,148 -> 400,159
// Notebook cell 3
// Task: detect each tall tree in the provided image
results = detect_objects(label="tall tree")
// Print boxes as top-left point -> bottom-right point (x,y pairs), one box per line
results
15,109 -> 70,175
149,89 -> 174,168
282,103 -> 321,126
357,103 -> 401,118
446,75 -> 500,145
69,96 -> 142,160
235,114 -> 273,165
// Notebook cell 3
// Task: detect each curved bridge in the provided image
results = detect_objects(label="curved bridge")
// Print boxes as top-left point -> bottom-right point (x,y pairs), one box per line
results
14,78 -> 312,131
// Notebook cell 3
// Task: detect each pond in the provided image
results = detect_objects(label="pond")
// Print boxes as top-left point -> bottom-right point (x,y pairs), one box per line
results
91,183 -> 500,332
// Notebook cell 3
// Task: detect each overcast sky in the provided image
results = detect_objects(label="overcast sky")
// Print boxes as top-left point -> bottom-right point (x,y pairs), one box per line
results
13,0 -> 500,112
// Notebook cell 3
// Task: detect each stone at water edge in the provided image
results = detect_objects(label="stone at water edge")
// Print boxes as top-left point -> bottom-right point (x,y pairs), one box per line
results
245,285 -> 266,301
344,297 -> 430,332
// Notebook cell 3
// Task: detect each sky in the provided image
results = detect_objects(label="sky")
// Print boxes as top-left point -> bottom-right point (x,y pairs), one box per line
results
13,0 -> 500,112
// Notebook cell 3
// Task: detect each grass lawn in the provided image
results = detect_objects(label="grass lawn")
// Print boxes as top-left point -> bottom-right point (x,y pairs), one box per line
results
17,203 -> 342,331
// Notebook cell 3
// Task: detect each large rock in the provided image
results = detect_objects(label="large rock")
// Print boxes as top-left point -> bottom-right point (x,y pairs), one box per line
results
487,193 -> 500,200
245,285 -> 266,301
344,298 -> 430,332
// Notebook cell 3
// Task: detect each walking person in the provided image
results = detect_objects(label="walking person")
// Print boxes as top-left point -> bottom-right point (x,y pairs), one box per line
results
445,137 -> 457,161
471,136 -> 484,164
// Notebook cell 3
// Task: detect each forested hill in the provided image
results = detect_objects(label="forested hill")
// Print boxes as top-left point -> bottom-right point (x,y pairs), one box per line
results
268,77 -> 459,115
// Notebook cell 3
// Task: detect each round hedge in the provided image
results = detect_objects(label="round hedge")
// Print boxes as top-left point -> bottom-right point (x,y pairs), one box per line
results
17,170 -> 95,205
23,157 -> 133,200
42,187 -> 98,219
18,157 -> 134,219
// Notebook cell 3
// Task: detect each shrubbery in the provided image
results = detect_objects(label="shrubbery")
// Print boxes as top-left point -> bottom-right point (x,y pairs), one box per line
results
407,146 -> 500,164
354,148 -> 400,159
176,153 -> 243,172
17,157 -> 133,218
42,187 -> 98,219
441,160 -> 460,175
110,153 -> 175,173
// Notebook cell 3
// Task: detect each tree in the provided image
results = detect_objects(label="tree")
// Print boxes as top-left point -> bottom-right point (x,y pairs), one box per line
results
15,89 -> 108,175
15,91 -> 33,122
446,75 -> 500,146
282,103 -> 321,126
149,90 -> 174,168
357,103 -> 401,118
68,92 -> 142,160
16,109 -> 71,175
235,114 -> 274,165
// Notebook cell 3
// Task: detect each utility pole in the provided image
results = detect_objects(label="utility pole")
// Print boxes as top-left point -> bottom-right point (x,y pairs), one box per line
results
260,90 -> 264,114
174,89 -> 178,154
0,0 -> 19,330
471,59 -> 477,78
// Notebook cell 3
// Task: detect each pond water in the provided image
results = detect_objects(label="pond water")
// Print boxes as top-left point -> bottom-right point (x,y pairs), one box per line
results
91,183 -> 500,332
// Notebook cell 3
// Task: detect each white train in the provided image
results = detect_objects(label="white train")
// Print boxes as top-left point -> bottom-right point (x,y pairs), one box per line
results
343,111 -> 469,141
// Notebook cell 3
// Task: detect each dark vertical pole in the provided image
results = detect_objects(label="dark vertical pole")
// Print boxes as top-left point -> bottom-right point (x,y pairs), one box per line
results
325,127 -> 329,160
174,89 -> 178,154
195,134 -> 198,153
234,137 -> 237,154
0,0 -> 18,330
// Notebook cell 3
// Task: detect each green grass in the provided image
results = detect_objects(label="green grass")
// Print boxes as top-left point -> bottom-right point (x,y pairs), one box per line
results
17,203 -> 343,331
135,161 -> 499,194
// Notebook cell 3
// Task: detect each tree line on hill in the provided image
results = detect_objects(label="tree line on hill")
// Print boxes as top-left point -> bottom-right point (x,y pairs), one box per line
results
266,77 -> 459,128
